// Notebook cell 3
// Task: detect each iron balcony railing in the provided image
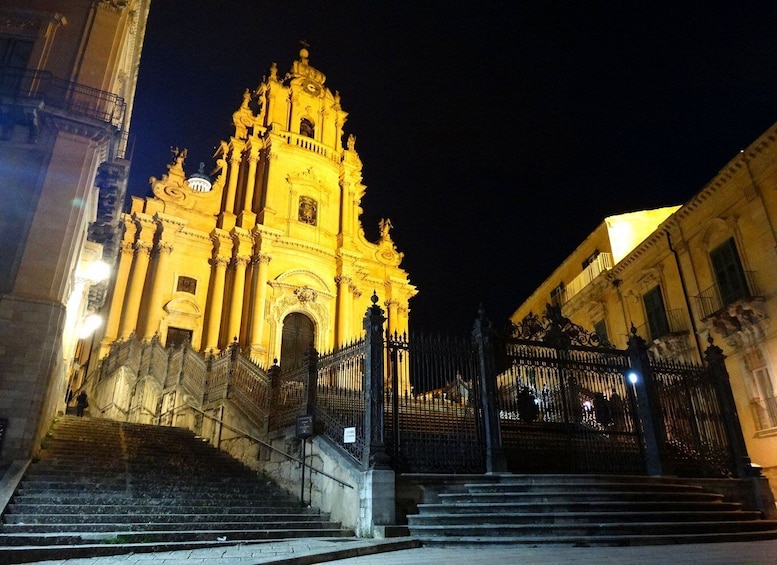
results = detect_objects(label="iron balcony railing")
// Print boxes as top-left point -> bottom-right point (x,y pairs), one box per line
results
0,66 -> 126,128
694,271 -> 760,320
563,252 -> 613,304
635,308 -> 689,342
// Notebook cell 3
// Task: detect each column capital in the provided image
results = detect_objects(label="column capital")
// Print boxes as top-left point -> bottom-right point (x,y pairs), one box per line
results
156,242 -> 174,255
335,274 -> 352,286
232,256 -> 251,269
133,241 -> 152,256
253,252 -> 272,265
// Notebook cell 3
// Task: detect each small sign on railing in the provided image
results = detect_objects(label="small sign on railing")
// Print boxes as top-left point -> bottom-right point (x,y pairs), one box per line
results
343,427 -> 356,444
296,414 -> 313,439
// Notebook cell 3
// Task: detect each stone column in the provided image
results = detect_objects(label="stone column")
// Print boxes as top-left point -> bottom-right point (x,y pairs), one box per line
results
117,240 -> 152,338
102,236 -> 135,347
385,298 -> 399,337
226,256 -> 249,343
204,256 -> 229,351
140,240 -> 173,339
335,275 -> 352,346
224,142 -> 243,214
249,252 -> 271,354
243,144 -> 259,213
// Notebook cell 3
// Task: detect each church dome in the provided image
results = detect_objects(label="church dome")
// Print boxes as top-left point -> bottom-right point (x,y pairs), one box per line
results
187,162 -> 212,192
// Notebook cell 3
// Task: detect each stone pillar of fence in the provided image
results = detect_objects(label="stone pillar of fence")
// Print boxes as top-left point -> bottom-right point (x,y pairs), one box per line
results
472,307 -> 507,474
626,328 -> 667,476
704,337 -> 757,478
359,292 -> 395,535
363,292 -> 390,471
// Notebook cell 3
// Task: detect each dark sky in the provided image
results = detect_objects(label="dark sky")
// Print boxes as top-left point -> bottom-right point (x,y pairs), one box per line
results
127,1 -> 777,334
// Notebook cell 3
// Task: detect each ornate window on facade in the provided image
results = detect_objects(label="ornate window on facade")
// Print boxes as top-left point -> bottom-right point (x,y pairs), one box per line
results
300,118 -> 315,138
176,276 -> 197,295
298,196 -> 317,225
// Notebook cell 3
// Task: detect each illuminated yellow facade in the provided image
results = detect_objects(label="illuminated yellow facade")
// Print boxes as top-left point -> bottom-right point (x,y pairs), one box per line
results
102,48 -> 416,368
512,122 -> 777,492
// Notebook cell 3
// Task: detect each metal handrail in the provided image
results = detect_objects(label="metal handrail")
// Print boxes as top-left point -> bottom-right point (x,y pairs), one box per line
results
161,402 -> 354,490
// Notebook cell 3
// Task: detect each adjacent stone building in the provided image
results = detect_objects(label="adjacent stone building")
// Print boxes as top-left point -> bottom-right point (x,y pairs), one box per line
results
0,0 -> 151,460
99,48 -> 417,369
512,122 -> 777,493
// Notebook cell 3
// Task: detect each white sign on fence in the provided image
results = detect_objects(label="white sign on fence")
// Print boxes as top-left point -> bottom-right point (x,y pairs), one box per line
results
343,427 -> 356,444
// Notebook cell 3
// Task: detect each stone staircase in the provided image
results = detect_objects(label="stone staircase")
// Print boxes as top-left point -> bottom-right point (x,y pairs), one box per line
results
0,415 -> 353,564
407,474 -> 777,545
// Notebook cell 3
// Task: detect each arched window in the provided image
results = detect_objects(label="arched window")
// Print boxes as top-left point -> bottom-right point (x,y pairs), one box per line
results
300,118 -> 315,138
280,313 -> 315,370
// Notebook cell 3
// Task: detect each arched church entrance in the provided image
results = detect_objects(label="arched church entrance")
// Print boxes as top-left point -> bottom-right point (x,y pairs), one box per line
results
280,312 -> 315,370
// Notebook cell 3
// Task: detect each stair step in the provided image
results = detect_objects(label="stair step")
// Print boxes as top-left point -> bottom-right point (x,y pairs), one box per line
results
2,415 -> 353,560
416,501 -> 745,514
408,510 -> 764,525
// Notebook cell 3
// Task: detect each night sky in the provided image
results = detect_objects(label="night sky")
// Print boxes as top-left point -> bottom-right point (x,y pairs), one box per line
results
127,1 -> 777,334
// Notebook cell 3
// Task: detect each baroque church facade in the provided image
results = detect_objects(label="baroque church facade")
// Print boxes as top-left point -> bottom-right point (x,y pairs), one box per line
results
101,48 -> 417,368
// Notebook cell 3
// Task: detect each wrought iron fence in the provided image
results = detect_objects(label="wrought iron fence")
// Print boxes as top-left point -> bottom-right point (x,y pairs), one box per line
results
500,340 -> 643,474
313,340 -> 366,464
95,304 -> 748,479
386,332 -> 484,473
650,358 -> 733,476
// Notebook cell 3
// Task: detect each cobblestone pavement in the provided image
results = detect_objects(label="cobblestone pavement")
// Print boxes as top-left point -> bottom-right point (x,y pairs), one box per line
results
21,538 -> 777,565
329,539 -> 777,564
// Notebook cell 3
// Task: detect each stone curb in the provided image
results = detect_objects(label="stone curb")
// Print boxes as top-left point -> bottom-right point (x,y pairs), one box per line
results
0,537 -> 421,565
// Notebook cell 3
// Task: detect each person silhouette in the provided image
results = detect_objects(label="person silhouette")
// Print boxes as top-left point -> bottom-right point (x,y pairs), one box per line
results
76,391 -> 88,417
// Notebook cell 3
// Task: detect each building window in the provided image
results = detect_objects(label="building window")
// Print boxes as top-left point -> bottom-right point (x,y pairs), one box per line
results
744,348 -> 777,431
176,276 -> 197,294
710,238 -> 749,306
643,285 -> 670,340
298,196 -> 317,225
593,319 -> 610,347
166,327 -> 193,348
300,118 -> 315,138
550,282 -> 565,308
0,37 -> 33,67
582,249 -> 600,270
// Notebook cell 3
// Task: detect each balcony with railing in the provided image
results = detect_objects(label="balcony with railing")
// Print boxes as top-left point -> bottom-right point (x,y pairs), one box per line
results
0,66 -> 126,128
562,252 -> 613,304
694,271 -> 761,320
635,308 -> 689,342
635,308 -> 693,361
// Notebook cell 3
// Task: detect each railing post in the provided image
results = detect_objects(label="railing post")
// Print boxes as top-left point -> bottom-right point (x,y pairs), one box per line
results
472,307 -> 507,474
363,292 -> 390,470
226,337 -> 239,398
704,337 -> 756,478
626,328 -> 666,476
305,344 -> 318,417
